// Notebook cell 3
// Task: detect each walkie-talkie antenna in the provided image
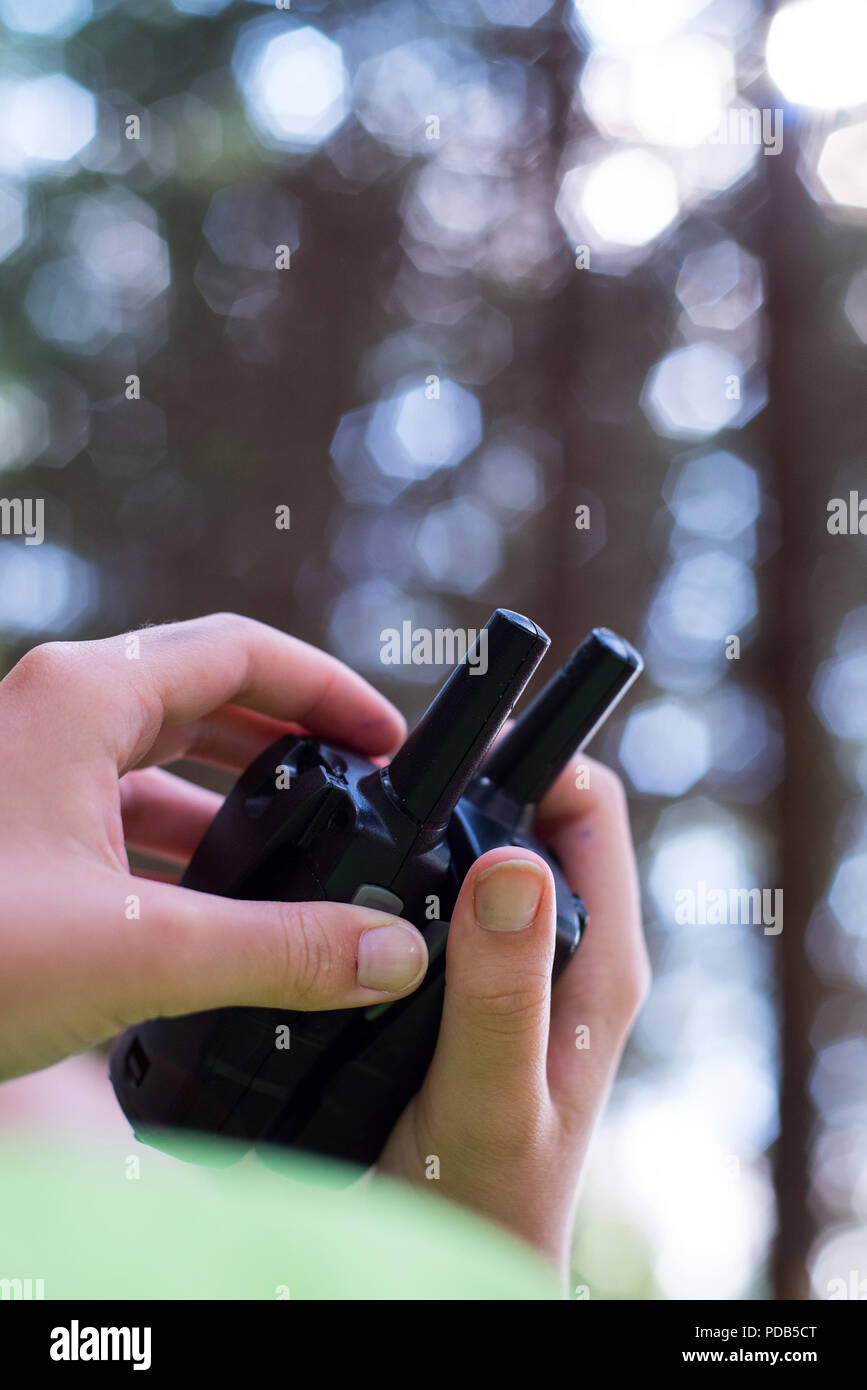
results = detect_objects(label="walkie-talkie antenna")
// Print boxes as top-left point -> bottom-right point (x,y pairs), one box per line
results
381,608 -> 550,831
482,627 -> 643,809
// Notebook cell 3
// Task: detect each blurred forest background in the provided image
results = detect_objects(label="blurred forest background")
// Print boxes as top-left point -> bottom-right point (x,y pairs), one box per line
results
0,0 -> 865,1300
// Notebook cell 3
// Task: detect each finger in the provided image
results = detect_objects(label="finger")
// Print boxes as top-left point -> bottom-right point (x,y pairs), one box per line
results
120,768 -> 222,864
126,613 -> 406,763
537,757 -> 649,1107
14,614 -> 407,773
86,874 -> 429,1025
141,705 -> 308,773
426,848 -> 556,1125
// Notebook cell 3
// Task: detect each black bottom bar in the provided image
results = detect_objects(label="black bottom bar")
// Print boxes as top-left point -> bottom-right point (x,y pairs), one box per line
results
4,1298 -> 860,1376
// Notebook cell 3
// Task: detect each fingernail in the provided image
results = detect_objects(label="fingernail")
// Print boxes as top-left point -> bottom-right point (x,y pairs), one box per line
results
474,859 -> 547,932
357,923 -> 427,992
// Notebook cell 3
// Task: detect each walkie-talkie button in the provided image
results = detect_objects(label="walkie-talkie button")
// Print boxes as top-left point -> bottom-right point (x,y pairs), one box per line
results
350,883 -> 404,914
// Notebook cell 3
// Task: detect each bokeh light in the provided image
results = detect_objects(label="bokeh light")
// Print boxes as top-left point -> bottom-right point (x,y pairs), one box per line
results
0,0 -> 91,37
0,382 -> 49,471
767,0 -> 867,111
642,343 -> 757,438
0,75 -> 96,173
816,122 -> 867,211
580,38 -> 734,149
366,379 -> 483,481
620,698 -> 711,795
0,545 -> 98,635
0,0 -> 863,1310
570,0 -> 711,52
676,241 -> 765,332
664,450 -> 761,540
233,22 -> 349,152
562,148 -> 680,251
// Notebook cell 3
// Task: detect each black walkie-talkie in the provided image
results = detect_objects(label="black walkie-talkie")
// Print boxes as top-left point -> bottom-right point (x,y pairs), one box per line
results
110,611 -> 642,1172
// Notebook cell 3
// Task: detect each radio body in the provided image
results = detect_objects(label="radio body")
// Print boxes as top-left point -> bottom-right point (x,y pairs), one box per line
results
110,612 -> 642,1172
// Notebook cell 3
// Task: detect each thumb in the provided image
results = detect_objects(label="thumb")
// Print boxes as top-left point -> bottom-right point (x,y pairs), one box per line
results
112,877 -> 429,1022
428,848 -> 556,1116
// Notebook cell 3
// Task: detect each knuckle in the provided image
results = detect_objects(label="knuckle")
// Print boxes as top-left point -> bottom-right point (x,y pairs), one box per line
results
275,900 -> 333,1005
459,973 -> 550,1032
209,610 -> 248,635
10,641 -> 74,686
5,641 -> 103,713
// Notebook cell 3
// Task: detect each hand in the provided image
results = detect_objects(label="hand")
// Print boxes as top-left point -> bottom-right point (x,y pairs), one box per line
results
0,614 -> 429,1082
377,757 -> 650,1283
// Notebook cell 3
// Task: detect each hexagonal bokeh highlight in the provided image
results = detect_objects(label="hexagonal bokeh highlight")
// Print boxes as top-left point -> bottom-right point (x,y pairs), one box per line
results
0,0 -> 91,39
70,191 -> 170,300
473,434 -> 544,521
203,182 -> 301,271
233,22 -> 349,152
330,404 -> 410,505
580,37 -> 734,150
702,687 -> 782,794
642,342 -> 764,438
366,379 -> 482,481
354,40 -> 462,158
327,577 -> 458,684
676,241 -> 764,331
766,0 -> 867,111
648,546 -> 759,653
646,797 -> 759,924
0,543 -> 98,636
570,0 -> 711,51
26,259 -> 113,352
811,650 -> 867,741
330,509 -> 418,588
557,148 -> 680,254
26,190 -> 170,354
416,499 -> 502,594
403,163 -> 510,264
815,121 -> 867,210
810,605 -> 867,744
0,382 -> 50,471
829,852 -> 867,936
0,74 -> 96,172
619,698 -> 711,796
664,450 -> 761,540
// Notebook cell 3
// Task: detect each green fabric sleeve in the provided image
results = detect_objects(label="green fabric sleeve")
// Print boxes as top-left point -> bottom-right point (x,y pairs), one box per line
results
0,1133 -> 559,1300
